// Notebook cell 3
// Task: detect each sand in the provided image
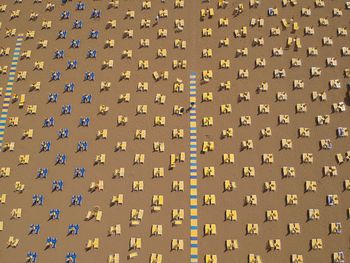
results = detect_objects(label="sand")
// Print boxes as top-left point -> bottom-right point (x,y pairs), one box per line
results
0,0 -> 349,262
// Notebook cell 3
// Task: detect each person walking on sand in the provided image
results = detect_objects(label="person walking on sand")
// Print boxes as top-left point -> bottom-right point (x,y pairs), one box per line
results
186,102 -> 195,112
154,15 -> 160,25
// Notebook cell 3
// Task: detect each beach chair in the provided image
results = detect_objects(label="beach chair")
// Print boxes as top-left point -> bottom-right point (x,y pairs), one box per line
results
117,115 -> 128,125
0,66 -> 8,75
5,28 -> 16,38
17,71 -> 27,81
138,60 -> 149,69
203,166 -> 215,177
132,181 -> 144,191
113,168 -> 125,178
120,71 -> 131,80
0,167 -> 10,178
11,208 -> 22,218
153,168 -> 164,178
95,154 -> 106,165
102,60 -> 114,69
141,19 -> 151,28
305,181 -> 317,192
241,141 -> 254,151
332,252 -> 344,263
154,116 -> 165,126
15,181 -> 25,193
243,166 -> 255,177
105,39 -> 115,48
136,105 -> 147,115
205,254 -> 218,263
2,142 -> 15,152
311,239 -> 323,250
0,193 -> 6,204
225,210 -> 237,221
222,128 -> 233,138
22,129 -> 33,139
108,0 -> 119,9
204,194 -> 216,206
0,5 -> 7,12
266,210 -> 279,221
107,20 -> 117,29
19,155 -> 30,165
286,194 -> 298,205
288,223 -> 301,234
172,181 -> 184,192
86,238 -> 99,250
111,194 -> 123,206
175,0 -> 184,8
302,153 -> 313,163
37,40 -> 48,48
99,105 -> 110,115
202,141 -> 214,153
172,129 -> 184,139
222,153 -> 234,164
247,224 -> 259,235
138,82 -> 148,92
219,37 -> 229,47
130,237 -> 142,250
115,141 -> 127,151
153,142 -> 165,152
171,239 -> 184,251
108,254 -> 120,263
151,225 -> 163,236
150,253 -> 162,263
0,47 -> 10,56
245,195 -> 257,205
26,105 -> 37,114
268,239 -> 281,251
140,38 -> 150,48
225,240 -> 238,250
172,209 -> 184,225
135,129 -> 146,140
224,180 -> 236,191
8,117 -> 19,126
204,224 -> 217,235
109,224 -> 121,236
100,81 -> 111,91
42,20 -> 52,29
7,236 -> 19,247
219,17 -> 229,27
264,181 -> 276,192
97,129 -> 108,139
202,28 -> 212,37
291,254 -> 303,263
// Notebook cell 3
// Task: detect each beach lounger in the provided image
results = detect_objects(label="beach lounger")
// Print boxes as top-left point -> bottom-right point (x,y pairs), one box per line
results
172,181 -> 184,192
0,167 -> 10,178
224,180 -> 236,191
268,239 -> 281,251
8,117 -> 19,126
151,225 -> 163,236
7,236 -> 19,247
205,254 -> 217,263
247,224 -> 259,235
134,154 -> 145,164
19,155 -> 30,165
150,253 -> 162,263
95,154 -> 106,165
225,209 -> 237,221
108,254 -> 120,263
225,240 -> 238,250
132,181 -> 144,191
11,208 -> 22,219
153,168 -> 164,178
286,194 -> 298,205
311,238 -> 323,250
171,239 -> 184,251
264,181 -> 276,192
